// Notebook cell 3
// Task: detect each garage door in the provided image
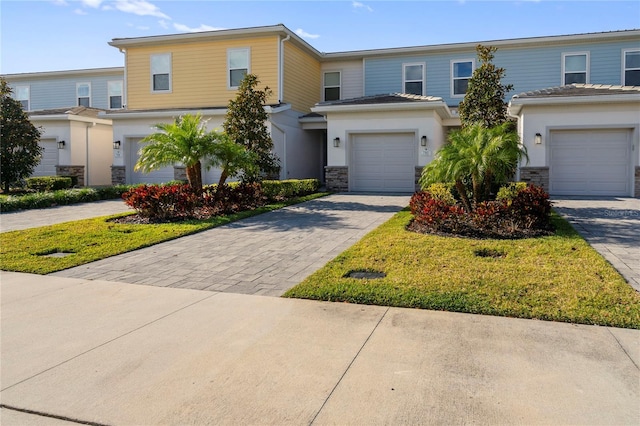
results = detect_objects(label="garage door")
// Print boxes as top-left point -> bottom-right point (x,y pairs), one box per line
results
32,139 -> 58,177
351,133 -> 416,192
128,138 -> 175,184
549,129 -> 632,196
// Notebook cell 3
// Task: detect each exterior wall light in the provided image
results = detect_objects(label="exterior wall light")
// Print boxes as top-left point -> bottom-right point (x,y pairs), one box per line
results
57,140 -> 66,149
534,133 -> 542,145
333,137 -> 340,147
421,135 -> 428,146
113,140 -> 121,150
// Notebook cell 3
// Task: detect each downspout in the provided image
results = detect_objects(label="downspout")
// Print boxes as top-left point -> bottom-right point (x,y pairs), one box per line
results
278,34 -> 290,103
119,48 -> 127,108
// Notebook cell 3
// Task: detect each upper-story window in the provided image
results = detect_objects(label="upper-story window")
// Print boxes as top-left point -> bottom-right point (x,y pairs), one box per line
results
623,49 -> 640,86
151,53 -> 172,92
228,48 -> 250,89
403,63 -> 425,96
324,71 -> 341,101
15,85 -> 30,110
562,52 -> 589,85
108,80 -> 123,109
451,59 -> 474,97
76,82 -> 91,107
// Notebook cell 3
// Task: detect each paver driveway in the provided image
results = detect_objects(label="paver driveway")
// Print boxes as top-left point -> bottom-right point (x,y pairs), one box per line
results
52,193 -> 410,296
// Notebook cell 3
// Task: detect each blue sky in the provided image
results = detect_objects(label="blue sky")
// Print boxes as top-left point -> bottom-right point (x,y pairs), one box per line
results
1,0 -> 638,74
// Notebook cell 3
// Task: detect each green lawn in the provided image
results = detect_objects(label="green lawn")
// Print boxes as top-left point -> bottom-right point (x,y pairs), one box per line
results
284,209 -> 640,329
0,193 -> 329,274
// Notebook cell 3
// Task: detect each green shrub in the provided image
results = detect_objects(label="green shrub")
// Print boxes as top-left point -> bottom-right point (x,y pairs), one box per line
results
0,185 -> 137,212
25,176 -> 73,192
262,179 -> 320,201
426,183 -> 456,204
496,182 -> 527,202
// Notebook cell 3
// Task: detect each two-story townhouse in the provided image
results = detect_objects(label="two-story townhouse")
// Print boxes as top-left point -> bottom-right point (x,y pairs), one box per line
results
104,25 -> 326,185
312,29 -> 640,197
3,67 -> 125,185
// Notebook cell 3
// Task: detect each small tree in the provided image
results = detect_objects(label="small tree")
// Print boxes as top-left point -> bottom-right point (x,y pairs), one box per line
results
207,133 -> 259,187
458,45 -> 514,128
0,78 -> 43,192
135,113 -> 220,192
223,74 -> 280,181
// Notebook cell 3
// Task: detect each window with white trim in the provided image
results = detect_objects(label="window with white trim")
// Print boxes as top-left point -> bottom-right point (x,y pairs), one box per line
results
151,53 -> 171,92
623,49 -> 640,86
108,80 -> 123,109
323,71 -> 341,101
451,59 -> 474,97
15,85 -> 30,110
562,52 -> 589,85
403,63 -> 425,96
228,48 -> 250,89
76,82 -> 91,107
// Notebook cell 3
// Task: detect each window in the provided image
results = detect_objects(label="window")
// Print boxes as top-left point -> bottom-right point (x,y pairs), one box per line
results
108,80 -> 123,109
451,59 -> 474,97
151,53 -> 171,92
15,85 -> 30,110
623,49 -> 640,86
562,52 -> 589,85
228,48 -> 250,88
76,82 -> 91,107
324,71 -> 341,101
403,63 -> 425,95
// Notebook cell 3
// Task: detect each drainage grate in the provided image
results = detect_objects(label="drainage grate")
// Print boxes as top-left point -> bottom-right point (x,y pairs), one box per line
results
346,270 -> 386,279
474,248 -> 506,258
37,250 -> 75,258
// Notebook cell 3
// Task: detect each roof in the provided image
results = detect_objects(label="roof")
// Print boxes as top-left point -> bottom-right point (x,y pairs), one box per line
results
100,102 -> 290,119
512,84 -> 640,99
316,93 -> 444,107
29,106 -> 106,118
2,67 -> 124,80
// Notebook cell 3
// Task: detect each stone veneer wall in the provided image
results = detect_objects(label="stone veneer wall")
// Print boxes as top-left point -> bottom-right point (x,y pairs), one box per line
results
519,167 -> 549,192
635,167 -> 640,198
173,166 -> 187,182
111,166 -> 126,185
56,165 -> 85,187
325,166 -> 348,192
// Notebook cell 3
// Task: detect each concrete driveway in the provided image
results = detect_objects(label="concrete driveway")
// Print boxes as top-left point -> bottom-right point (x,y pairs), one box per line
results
52,193 -> 410,296
552,197 -> 640,292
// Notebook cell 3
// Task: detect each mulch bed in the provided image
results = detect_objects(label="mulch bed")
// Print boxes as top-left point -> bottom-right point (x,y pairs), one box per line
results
406,219 -> 555,240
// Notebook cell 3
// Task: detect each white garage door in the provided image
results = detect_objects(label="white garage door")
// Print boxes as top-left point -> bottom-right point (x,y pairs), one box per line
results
549,129 -> 632,196
351,133 -> 416,192
32,139 -> 58,177
128,138 -> 175,184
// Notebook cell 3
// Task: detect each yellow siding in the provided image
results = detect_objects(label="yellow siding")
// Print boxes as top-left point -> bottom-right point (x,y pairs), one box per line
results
283,42 -> 321,113
126,36 -> 279,110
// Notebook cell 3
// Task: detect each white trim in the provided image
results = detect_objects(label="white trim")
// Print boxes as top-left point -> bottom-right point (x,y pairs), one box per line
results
323,70 -> 341,101
561,51 -> 590,85
107,80 -> 124,110
100,104 -> 289,120
450,58 -> 475,98
508,92 -> 640,116
14,84 -> 30,111
227,47 -> 251,90
622,48 -> 640,86
402,62 -> 426,96
150,53 -> 172,93
76,82 -> 91,107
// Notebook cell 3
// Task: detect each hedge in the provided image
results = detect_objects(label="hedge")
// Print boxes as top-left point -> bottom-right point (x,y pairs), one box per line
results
0,185 -> 136,212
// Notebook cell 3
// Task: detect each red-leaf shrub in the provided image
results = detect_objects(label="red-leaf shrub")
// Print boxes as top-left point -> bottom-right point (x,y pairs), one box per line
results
202,182 -> 266,215
122,184 -> 199,220
410,191 -> 465,233
504,184 -> 552,230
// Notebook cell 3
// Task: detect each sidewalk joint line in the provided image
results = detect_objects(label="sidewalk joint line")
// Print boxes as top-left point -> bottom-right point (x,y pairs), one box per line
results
0,404 -> 110,426
308,306 -> 390,425
0,292 -> 220,392
606,327 -> 639,371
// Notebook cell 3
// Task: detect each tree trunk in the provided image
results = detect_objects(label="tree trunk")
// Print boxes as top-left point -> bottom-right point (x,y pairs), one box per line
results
483,171 -> 494,201
455,179 -> 473,212
471,175 -> 482,206
186,161 -> 202,193
217,167 -> 229,188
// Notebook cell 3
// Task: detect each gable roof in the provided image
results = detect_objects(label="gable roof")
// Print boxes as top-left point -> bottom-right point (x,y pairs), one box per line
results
312,93 -> 451,118
29,106 -> 106,118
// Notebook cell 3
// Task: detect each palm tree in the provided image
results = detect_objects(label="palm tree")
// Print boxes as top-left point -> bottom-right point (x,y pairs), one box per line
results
206,133 -> 259,187
135,113 -> 220,191
420,123 -> 528,211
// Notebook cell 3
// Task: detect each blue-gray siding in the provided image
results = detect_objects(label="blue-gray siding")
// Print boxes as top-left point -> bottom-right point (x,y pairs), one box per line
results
363,39 -> 640,106
8,73 -> 123,111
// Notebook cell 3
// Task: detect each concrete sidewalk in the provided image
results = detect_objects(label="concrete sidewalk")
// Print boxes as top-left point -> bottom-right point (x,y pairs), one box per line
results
0,199 -> 132,232
1,272 -> 638,425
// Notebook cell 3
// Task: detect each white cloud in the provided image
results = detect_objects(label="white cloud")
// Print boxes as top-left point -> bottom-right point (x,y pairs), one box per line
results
158,19 -> 169,29
173,23 -> 224,33
295,28 -> 320,39
80,0 -> 103,8
112,0 -> 171,20
352,1 -> 373,12
74,8 -> 88,15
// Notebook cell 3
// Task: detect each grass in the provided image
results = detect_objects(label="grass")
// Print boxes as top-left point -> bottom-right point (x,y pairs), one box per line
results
0,193 -> 329,275
284,209 -> 640,329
